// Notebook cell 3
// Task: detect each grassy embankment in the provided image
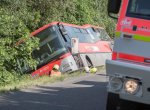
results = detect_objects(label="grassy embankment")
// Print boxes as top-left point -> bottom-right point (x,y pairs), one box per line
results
0,66 -> 105,93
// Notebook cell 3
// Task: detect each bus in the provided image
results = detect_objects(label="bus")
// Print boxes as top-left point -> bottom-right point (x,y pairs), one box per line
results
106,0 -> 150,109
19,22 -> 112,77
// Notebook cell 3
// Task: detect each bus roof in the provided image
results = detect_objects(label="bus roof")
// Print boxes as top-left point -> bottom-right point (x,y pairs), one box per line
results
31,22 -> 104,36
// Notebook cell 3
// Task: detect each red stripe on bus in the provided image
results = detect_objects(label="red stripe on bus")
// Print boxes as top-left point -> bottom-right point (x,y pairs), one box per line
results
57,22 -> 102,29
31,22 -> 58,36
79,41 -> 112,53
31,22 -> 105,37
31,22 -> 102,37
31,52 -> 71,77
59,22 -> 83,28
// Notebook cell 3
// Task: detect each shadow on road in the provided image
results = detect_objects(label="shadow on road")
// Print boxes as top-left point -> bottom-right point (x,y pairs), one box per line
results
0,80 -> 107,110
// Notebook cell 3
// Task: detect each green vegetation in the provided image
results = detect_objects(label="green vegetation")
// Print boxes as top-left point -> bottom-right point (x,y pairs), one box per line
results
0,0 -> 115,87
0,66 -> 105,93
0,71 -> 85,93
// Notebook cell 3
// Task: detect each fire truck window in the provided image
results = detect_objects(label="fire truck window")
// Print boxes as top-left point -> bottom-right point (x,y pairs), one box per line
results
127,0 -> 150,20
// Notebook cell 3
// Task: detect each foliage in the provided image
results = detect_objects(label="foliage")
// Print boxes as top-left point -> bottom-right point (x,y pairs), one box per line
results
0,0 -> 39,85
0,0 -> 116,85
29,0 -> 116,36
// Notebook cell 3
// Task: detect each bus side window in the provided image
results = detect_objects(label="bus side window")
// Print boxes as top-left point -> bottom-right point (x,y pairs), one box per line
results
98,29 -> 111,41
74,28 -> 81,33
80,29 -> 88,34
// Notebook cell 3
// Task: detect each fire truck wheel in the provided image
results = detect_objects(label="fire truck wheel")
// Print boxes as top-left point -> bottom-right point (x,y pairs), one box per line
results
106,93 -> 142,110
106,92 -> 120,110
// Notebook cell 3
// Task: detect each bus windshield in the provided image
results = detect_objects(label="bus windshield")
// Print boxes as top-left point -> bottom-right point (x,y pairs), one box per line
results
126,0 -> 150,20
32,26 -> 66,66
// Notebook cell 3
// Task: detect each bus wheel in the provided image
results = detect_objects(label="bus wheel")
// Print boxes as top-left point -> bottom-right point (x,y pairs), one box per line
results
74,56 -> 83,69
107,93 -> 141,110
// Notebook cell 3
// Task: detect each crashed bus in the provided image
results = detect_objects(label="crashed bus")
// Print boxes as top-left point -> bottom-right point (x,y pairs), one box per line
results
18,22 -> 112,77
106,0 -> 150,109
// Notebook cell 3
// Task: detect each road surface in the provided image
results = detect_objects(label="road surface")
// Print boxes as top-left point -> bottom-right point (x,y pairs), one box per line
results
0,72 -> 108,110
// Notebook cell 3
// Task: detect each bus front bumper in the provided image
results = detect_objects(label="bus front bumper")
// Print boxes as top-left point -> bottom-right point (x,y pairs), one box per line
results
106,60 -> 150,105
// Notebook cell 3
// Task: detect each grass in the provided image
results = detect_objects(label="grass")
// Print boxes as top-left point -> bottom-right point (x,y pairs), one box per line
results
0,71 -> 85,93
0,66 -> 104,93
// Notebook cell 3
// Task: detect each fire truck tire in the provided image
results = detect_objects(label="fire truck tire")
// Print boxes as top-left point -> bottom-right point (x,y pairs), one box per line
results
106,92 -> 120,110
106,92 -> 141,110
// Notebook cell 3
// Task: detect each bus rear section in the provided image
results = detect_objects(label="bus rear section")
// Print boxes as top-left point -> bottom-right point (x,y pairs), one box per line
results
106,0 -> 150,109
59,22 -> 112,70
83,25 -> 112,66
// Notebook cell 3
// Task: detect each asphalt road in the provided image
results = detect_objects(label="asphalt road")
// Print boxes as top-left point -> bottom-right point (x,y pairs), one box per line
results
0,72 -> 108,110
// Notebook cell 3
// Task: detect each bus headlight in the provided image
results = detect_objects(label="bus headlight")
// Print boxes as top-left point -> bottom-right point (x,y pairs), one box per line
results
124,79 -> 139,94
109,77 -> 123,91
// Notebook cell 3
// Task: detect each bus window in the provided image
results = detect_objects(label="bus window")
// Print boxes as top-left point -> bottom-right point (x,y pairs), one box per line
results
94,28 -> 111,41
74,28 -> 81,33
76,32 -> 95,43
86,28 -> 99,42
80,29 -> 88,34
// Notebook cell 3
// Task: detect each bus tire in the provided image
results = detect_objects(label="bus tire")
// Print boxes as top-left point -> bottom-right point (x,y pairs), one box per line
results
106,93 -> 141,110
73,55 -> 83,69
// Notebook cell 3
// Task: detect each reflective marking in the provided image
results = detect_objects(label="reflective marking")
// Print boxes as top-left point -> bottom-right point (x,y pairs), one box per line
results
115,31 -> 150,42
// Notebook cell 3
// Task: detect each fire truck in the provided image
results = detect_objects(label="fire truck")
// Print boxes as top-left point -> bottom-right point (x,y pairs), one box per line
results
106,0 -> 150,109
18,22 -> 112,77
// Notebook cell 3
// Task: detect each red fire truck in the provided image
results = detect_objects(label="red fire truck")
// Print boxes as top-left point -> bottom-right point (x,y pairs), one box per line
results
18,22 -> 112,77
106,0 -> 150,109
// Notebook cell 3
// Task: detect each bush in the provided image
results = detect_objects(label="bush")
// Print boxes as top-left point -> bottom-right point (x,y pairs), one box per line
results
0,1 -> 39,85
0,0 -> 116,85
